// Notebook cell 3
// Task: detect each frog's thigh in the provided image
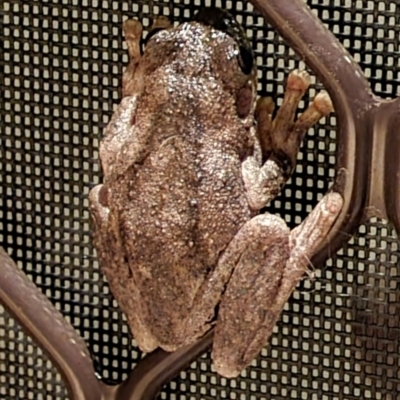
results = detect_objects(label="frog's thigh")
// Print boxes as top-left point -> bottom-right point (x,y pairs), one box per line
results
89,185 -> 159,352
212,213 -> 290,378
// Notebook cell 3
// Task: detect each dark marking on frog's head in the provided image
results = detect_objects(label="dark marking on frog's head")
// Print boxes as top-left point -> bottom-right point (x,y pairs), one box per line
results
143,15 -> 174,48
143,27 -> 166,47
193,7 -> 254,75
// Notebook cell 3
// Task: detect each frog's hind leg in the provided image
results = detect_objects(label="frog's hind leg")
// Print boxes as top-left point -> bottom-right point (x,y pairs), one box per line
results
89,185 -> 159,353
180,212 -> 288,348
275,191 -> 343,310
212,191 -> 343,378
210,213 -> 290,378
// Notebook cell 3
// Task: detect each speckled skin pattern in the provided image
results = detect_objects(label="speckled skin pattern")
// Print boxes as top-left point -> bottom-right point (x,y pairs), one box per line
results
89,11 -> 343,378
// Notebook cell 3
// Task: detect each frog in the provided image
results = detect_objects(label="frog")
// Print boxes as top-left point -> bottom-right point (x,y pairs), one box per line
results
89,7 -> 343,378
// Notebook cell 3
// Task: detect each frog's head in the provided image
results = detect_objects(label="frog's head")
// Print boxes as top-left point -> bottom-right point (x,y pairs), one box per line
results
142,8 -> 254,76
139,8 -> 257,119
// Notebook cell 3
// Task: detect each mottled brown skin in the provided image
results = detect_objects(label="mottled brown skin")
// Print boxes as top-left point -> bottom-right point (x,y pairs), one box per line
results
89,12 -> 342,377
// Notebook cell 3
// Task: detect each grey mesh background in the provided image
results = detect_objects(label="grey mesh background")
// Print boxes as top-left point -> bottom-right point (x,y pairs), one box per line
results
1,0 -> 400,399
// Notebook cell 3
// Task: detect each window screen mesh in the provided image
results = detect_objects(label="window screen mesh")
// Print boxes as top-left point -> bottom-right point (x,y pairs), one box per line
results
1,0 -> 400,399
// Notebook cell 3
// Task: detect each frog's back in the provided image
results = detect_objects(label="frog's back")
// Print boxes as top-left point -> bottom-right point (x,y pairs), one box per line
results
105,19 -> 257,348
112,71 -> 254,347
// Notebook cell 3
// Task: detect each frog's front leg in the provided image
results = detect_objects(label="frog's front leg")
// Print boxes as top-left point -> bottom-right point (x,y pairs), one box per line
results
212,191 -> 343,378
101,18 -> 173,181
100,19 -> 143,180
210,212 -> 290,377
243,70 -> 334,210
122,17 -> 171,96
121,19 -> 142,97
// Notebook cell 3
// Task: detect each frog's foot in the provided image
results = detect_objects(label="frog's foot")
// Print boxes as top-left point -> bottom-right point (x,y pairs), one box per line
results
243,70 -> 333,210
122,19 -> 143,96
256,69 -> 333,172
212,191 -> 343,378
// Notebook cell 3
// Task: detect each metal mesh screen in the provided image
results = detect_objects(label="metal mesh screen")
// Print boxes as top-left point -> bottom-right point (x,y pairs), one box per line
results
1,0 -> 400,399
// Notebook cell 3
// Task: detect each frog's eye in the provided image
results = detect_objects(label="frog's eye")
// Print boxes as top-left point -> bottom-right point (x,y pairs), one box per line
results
238,45 -> 254,75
